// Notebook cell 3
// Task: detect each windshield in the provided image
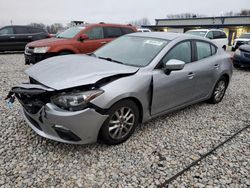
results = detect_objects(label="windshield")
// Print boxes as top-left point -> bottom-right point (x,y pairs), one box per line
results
186,31 -> 207,37
239,33 -> 250,39
93,36 -> 169,67
56,27 -> 85,39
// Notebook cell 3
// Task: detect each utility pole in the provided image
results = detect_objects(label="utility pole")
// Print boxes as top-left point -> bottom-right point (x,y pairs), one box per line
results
10,20 -> 13,25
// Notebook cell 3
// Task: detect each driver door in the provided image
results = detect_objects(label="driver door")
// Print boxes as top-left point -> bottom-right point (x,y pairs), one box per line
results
151,41 -> 197,115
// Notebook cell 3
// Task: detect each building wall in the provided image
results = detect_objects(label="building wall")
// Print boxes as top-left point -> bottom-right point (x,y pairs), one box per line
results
156,16 -> 250,27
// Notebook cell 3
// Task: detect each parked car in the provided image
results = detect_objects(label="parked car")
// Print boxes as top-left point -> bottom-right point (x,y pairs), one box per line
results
137,28 -> 151,32
186,29 -> 228,50
10,32 -> 232,145
232,33 -> 250,51
233,42 -> 250,68
24,23 -> 137,64
0,25 -> 49,52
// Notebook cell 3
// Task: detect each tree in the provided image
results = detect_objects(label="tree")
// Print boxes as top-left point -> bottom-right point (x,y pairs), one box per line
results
128,17 -> 151,27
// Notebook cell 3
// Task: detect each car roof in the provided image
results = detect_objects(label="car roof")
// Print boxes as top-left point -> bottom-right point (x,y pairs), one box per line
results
128,31 -> 208,41
187,29 -> 225,32
75,23 -> 135,28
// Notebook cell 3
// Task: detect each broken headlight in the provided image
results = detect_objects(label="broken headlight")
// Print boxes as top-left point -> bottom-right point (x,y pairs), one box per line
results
51,89 -> 104,111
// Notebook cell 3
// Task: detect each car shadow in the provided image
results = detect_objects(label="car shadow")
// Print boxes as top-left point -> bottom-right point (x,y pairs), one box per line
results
0,51 -> 24,55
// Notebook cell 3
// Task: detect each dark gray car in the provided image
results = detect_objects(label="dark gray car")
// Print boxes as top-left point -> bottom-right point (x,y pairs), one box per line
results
0,25 -> 49,52
11,32 -> 233,145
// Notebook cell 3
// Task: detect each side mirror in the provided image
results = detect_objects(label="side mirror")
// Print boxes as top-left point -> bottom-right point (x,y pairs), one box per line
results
163,59 -> 185,73
79,34 -> 89,41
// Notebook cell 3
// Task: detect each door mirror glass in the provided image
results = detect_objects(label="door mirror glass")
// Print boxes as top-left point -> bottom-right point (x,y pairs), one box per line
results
79,34 -> 89,41
164,59 -> 185,72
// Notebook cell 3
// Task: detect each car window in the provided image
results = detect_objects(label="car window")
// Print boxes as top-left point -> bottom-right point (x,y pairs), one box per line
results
56,26 -> 85,39
196,41 -> 212,60
0,27 -> 14,35
121,27 -> 134,34
162,41 -> 192,64
211,45 -> 217,55
30,27 -> 45,33
94,36 -> 169,67
15,27 -> 29,34
86,27 -> 104,40
220,32 -> 227,38
212,31 -> 226,39
186,30 -> 207,37
104,27 -> 123,38
206,31 -> 213,39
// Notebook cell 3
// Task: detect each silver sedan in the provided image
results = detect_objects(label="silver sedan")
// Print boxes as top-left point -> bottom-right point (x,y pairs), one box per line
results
11,32 -> 232,145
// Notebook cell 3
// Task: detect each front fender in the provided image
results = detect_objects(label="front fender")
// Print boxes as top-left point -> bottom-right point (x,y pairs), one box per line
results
91,72 -> 152,122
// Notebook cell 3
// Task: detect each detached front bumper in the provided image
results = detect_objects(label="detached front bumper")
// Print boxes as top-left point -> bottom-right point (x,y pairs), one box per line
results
22,103 -> 108,144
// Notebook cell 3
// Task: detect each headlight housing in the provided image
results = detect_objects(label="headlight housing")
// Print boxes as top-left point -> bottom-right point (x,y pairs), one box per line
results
235,49 -> 241,56
34,47 -> 50,53
51,89 -> 104,111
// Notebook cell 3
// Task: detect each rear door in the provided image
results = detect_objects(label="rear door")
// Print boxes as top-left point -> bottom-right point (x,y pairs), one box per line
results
0,26 -> 15,51
192,40 -> 220,99
13,26 -> 30,50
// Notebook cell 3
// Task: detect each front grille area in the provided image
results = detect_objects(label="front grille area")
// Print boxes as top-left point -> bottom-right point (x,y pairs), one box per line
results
243,52 -> 250,59
12,86 -> 52,114
25,47 -> 34,55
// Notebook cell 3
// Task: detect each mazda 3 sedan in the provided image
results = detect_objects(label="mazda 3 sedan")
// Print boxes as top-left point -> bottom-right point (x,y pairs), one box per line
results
10,32 -> 232,145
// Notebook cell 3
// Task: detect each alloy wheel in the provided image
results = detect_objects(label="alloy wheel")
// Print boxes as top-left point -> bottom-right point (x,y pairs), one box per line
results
108,107 -> 135,140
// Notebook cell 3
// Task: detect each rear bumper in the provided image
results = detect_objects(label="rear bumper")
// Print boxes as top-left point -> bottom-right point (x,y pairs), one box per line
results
22,103 -> 108,144
24,53 -> 55,64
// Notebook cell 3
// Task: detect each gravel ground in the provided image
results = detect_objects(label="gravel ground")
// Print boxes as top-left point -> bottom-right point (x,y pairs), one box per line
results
0,54 -> 249,187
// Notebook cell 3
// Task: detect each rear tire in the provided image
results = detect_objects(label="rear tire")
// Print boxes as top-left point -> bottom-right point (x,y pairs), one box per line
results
208,76 -> 228,104
99,99 -> 139,145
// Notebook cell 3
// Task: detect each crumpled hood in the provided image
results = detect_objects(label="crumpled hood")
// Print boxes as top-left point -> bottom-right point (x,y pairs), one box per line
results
27,37 -> 69,47
25,55 -> 139,90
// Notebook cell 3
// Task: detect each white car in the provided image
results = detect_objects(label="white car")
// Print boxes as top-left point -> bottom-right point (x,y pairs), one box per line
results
186,29 -> 228,50
232,33 -> 250,51
137,28 -> 151,32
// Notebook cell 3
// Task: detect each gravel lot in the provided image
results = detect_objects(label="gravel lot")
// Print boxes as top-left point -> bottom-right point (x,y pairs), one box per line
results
0,54 -> 249,187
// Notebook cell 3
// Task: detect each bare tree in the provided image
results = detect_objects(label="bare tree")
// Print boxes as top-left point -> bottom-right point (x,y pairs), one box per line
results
166,13 -> 205,19
128,17 -> 151,27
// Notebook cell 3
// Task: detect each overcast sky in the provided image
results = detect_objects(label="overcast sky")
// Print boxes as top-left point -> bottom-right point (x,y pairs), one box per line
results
0,0 -> 249,26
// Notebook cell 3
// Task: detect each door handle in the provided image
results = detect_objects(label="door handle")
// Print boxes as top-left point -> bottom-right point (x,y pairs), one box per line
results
187,72 -> 195,79
9,36 -> 15,39
100,41 -> 107,44
214,64 -> 220,69
28,36 -> 33,38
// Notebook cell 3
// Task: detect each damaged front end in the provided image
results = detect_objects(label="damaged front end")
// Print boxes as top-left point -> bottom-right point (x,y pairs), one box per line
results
9,79 -> 108,144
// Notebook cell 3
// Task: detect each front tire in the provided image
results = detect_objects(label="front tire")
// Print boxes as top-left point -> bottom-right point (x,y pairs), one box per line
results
208,76 -> 228,104
99,99 -> 139,145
